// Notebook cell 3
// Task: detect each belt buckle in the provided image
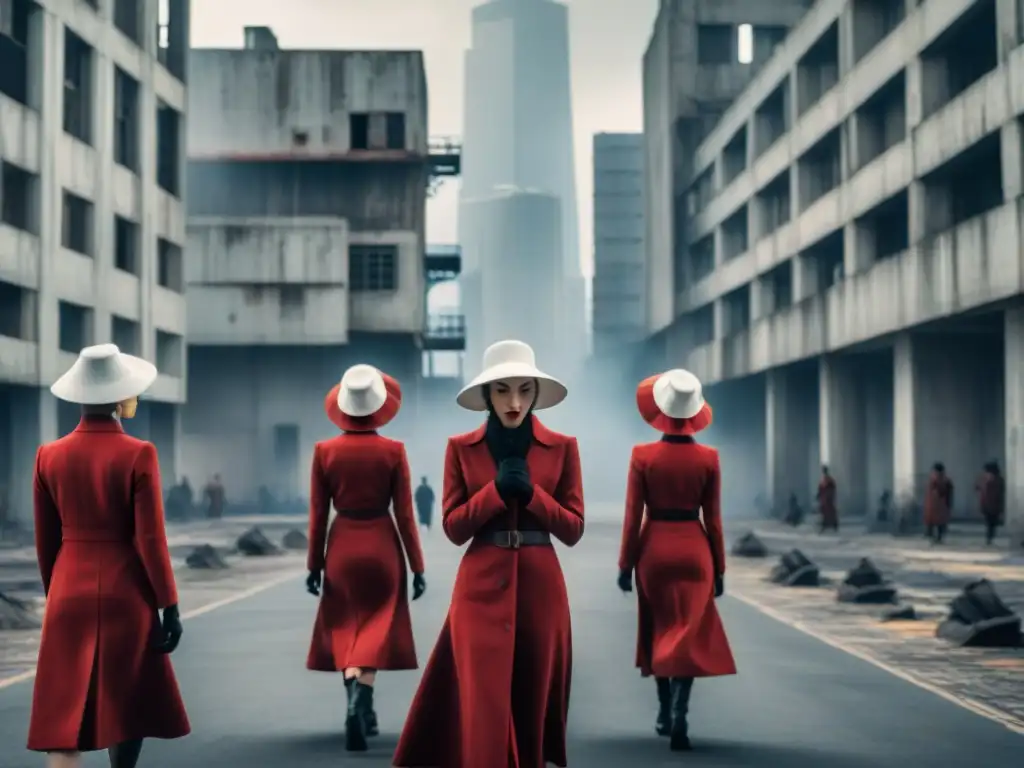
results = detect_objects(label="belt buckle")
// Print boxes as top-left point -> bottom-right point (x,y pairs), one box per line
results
508,530 -> 522,549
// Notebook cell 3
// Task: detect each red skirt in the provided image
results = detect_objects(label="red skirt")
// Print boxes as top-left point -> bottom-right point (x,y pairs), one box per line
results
634,521 -> 736,678
306,515 -> 417,671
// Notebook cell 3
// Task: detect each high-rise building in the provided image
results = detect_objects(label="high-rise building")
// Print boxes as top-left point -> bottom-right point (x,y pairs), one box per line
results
592,133 -> 646,357
460,0 -> 586,373
0,0 -> 189,521
183,30 -> 429,501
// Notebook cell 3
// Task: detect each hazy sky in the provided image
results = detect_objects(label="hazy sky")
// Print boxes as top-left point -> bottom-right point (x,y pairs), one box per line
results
190,0 -> 658,278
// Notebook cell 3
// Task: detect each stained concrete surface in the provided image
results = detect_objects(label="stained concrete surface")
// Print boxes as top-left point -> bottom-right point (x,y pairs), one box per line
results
0,522 -> 1021,766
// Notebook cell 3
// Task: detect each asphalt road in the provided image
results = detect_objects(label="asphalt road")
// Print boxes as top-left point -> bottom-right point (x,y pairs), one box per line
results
0,522 -> 1021,766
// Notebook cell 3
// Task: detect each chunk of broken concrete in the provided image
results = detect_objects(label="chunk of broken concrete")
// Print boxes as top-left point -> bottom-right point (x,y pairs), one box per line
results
731,531 -> 768,557
282,529 -> 308,550
236,526 -> 281,556
881,605 -> 917,622
936,578 -> 1022,648
0,591 -> 41,630
769,549 -> 820,587
186,544 -> 230,569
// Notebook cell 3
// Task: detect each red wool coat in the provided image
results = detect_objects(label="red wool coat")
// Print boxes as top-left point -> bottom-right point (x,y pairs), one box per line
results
817,476 -> 838,525
618,439 -> 736,679
924,473 -> 954,526
306,432 -> 424,671
393,417 -> 584,768
28,417 -> 190,752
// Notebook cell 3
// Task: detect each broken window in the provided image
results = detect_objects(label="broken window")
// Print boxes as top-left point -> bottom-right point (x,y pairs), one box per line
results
62,191 -> 92,255
350,113 -> 369,150
385,112 -> 405,149
111,315 -> 140,355
58,301 -> 92,352
63,30 -> 93,144
349,245 -> 398,291
114,67 -> 139,171
157,238 -> 183,292
113,0 -> 141,45
1,161 -> 36,232
114,215 -> 139,273
0,0 -> 35,106
156,101 -> 180,195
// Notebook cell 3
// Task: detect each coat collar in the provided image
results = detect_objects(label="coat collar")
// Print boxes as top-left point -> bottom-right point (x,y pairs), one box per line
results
464,414 -> 557,447
74,416 -> 124,433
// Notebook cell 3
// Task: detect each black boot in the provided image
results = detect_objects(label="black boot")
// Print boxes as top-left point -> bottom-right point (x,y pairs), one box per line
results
364,684 -> 379,736
669,677 -> 694,751
108,739 -> 144,768
655,677 -> 671,736
345,681 -> 371,751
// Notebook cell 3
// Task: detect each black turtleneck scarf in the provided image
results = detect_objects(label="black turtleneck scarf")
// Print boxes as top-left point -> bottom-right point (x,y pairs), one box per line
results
478,384 -> 545,533
661,434 -> 695,444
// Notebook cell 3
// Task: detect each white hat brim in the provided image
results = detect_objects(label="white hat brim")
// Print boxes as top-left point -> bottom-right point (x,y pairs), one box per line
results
456,361 -> 567,411
50,353 -> 158,405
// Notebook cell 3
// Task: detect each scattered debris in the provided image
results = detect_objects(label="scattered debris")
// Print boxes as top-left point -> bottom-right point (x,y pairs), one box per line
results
837,558 -> 899,604
282,529 -> 308,550
236,527 -> 281,556
768,549 -> 820,587
731,531 -> 768,558
185,544 -> 230,570
881,605 -> 917,622
936,579 -> 1022,648
0,591 -> 41,630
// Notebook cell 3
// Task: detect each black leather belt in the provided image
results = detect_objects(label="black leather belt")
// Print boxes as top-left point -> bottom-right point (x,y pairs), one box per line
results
476,530 -> 551,548
337,509 -> 388,520
647,508 -> 700,522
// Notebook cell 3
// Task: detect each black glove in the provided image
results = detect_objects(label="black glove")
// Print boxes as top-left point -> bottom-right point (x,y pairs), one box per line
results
714,574 -> 724,598
306,569 -> 322,597
617,568 -> 633,593
412,573 -> 426,600
154,604 -> 182,653
496,458 -> 533,502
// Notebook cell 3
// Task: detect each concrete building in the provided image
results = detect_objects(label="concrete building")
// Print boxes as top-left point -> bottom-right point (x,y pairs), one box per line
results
0,0 -> 189,522
460,0 -> 587,373
592,133 -> 646,356
183,29 -> 429,502
643,0 -> 1024,546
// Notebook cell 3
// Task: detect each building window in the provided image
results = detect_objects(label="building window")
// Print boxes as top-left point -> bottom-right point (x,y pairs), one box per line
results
114,67 -> 139,171
58,301 -> 92,353
111,315 -> 140,355
0,0 -> 35,107
280,285 -> 304,319
349,112 -> 407,151
1,161 -> 36,233
114,215 -> 139,273
350,113 -> 369,150
349,245 -> 398,291
156,101 -> 181,195
157,238 -> 183,292
385,112 -> 405,149
62,191 -> 93,255
155,330 -> 182,376
63,30 -> 93,143
113,0 -> 141,45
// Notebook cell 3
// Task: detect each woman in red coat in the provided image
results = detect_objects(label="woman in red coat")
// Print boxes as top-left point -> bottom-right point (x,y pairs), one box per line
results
393,340 -> 584,768
924,462 -> 953,543
28,344 -> 189,768
305,364 -> 426,752
617,368 -> 736,752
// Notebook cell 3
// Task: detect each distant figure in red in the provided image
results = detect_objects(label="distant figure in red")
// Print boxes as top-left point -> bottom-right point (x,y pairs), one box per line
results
617,368 -> 736,752
976,460 -> 1005,545
924,462 -> 954,543
28,344 -> 189,768
817,465 -> 838,532
394,340 -> 584,768
305,364 -> 426,752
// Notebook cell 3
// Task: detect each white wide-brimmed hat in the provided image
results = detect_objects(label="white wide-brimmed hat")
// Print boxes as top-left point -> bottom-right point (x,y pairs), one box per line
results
636,367 -> 713,435
457,340 -> 567,411
324,364 -> 402,431
50,343 -> 157,405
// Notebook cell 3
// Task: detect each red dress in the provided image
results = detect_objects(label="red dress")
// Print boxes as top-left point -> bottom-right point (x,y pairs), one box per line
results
28,417 -> 190,751
306,432 -> 424,671
393,417 -> 584,768
618,438 -> 736,679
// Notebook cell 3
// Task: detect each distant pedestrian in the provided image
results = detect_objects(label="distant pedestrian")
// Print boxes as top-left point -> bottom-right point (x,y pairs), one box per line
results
203,474 -> 224,519
976,461 -> 1005,545
617,368 -> 735,751
414,476 -> 435,530
784,492 -> 804,527
306,365 -> 425,752
817,465 -> 838,533
924,462 -> 954,543
28,344 -> 188,768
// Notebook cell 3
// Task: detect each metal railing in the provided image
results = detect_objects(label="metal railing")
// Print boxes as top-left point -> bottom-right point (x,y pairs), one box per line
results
425,313 -> 465,338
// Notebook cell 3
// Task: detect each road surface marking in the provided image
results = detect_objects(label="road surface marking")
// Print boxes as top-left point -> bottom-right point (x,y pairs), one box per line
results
729,590 -> 1024,735
0,568 -> 303,691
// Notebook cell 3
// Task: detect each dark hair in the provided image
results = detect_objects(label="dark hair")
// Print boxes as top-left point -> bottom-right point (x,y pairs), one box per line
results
82,403 -> 117,416
933,462 -> 944,472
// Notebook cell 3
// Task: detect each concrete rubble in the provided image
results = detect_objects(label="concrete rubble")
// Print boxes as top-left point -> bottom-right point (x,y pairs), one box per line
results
186,544 -> 231,570
236,527 -> 281,556
0,591 -> 41,630
281,529 -> 308,550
